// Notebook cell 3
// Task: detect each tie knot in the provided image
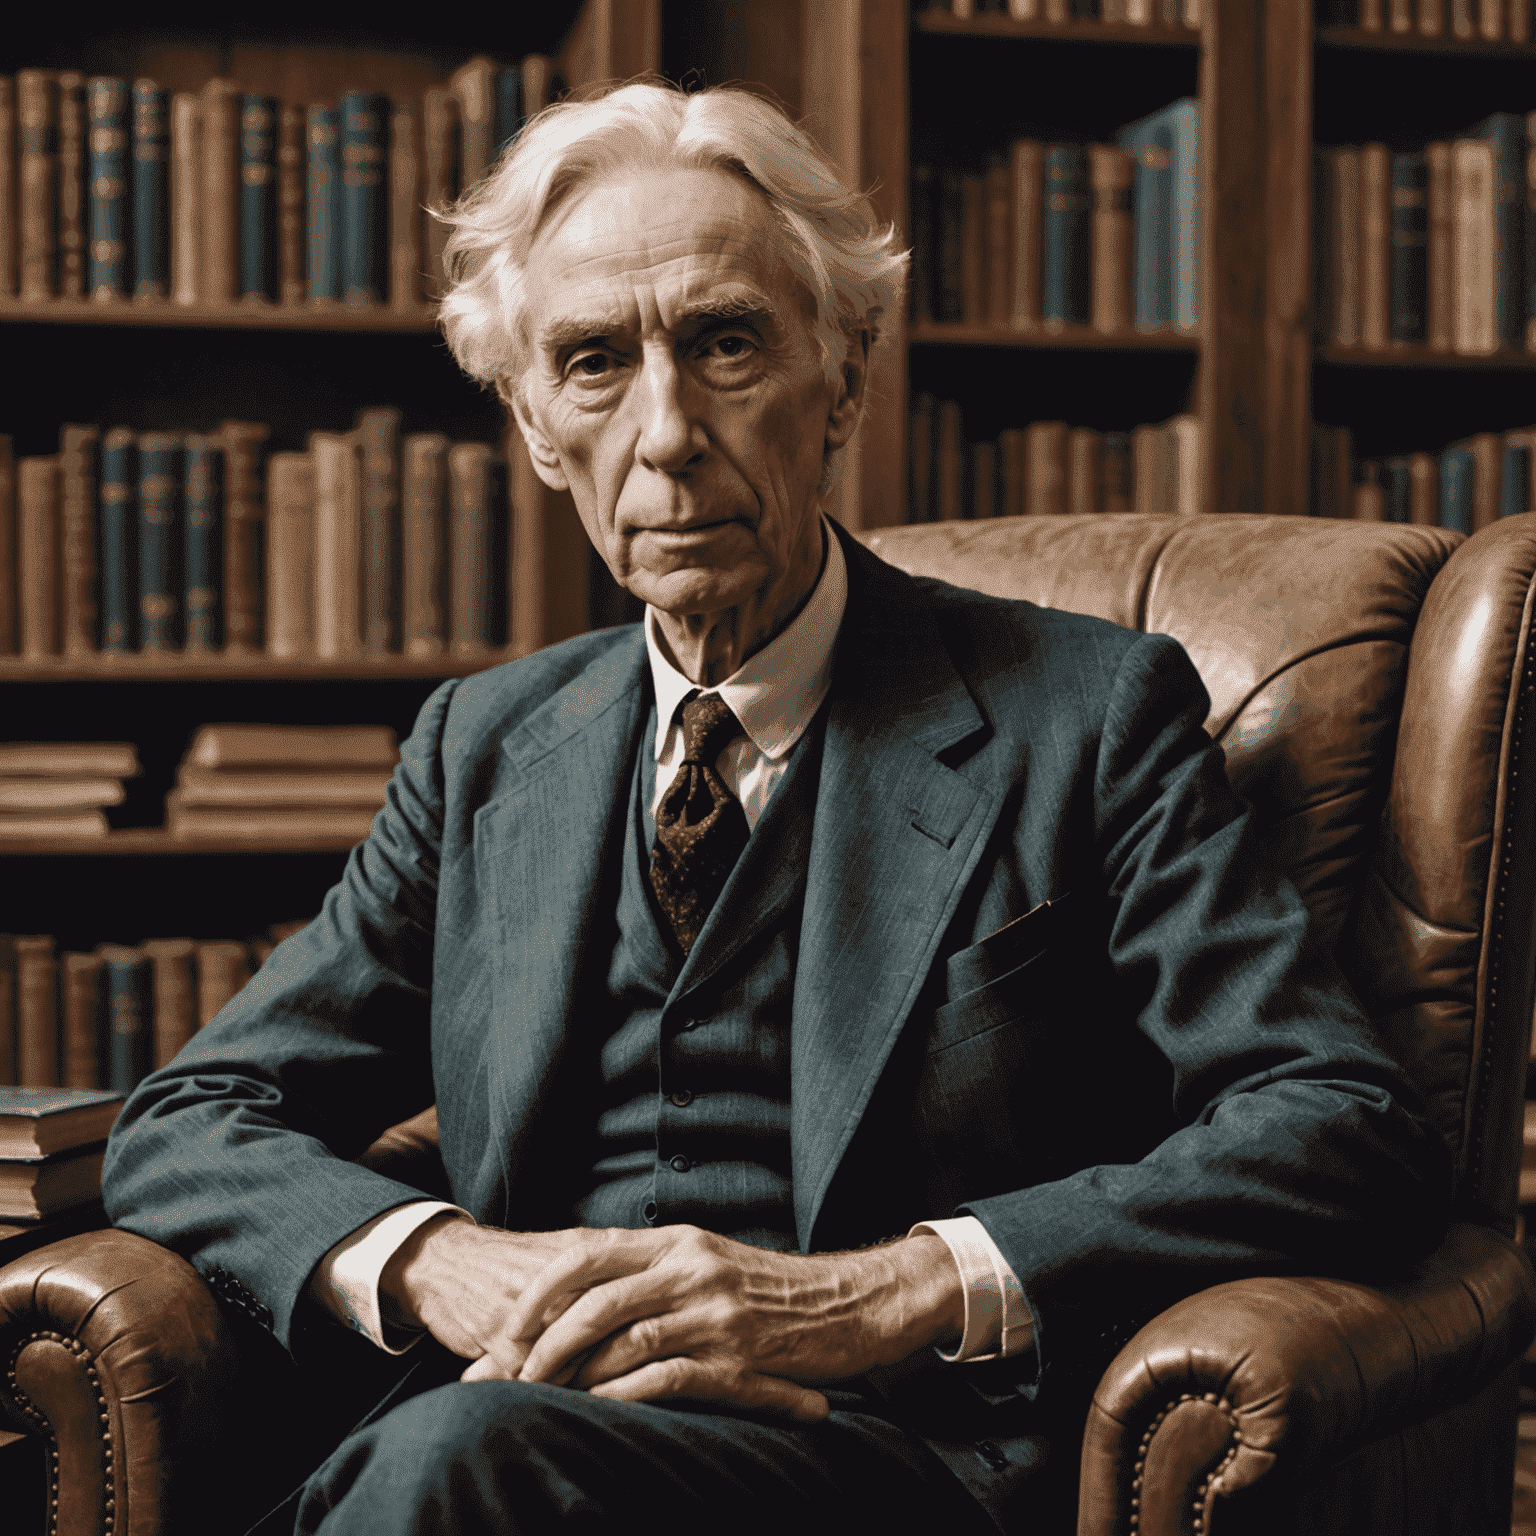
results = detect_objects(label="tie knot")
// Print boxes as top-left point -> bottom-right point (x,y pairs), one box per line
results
678,692 -> 742,765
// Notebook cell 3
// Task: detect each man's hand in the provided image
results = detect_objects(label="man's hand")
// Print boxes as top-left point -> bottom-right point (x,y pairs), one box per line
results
383,1219 -> 965,1420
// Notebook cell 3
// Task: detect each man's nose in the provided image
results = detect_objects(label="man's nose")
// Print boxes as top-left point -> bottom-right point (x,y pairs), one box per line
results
635,350 -> 707,475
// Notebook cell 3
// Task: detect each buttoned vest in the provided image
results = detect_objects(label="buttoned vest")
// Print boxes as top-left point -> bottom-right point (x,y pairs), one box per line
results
570,703 -> 827,1250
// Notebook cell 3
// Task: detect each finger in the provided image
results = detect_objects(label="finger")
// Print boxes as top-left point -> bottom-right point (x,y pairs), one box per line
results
506,1234 -> 664,1345
517,1270 -> 686,1384
459,1336 -> 531,1382
588,1359 -> 831,1421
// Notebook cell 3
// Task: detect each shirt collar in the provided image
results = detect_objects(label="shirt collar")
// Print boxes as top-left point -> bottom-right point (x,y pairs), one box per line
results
644,517 -> 848,763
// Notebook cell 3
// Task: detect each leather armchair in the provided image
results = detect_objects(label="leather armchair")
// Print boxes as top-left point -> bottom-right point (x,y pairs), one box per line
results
4,513 -> 1535,1535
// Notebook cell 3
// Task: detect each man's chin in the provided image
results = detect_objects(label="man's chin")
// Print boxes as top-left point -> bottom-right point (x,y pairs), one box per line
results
634,562 -> 766,620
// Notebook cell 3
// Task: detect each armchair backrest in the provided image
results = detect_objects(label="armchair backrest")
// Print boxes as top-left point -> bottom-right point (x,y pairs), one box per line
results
862,513 -> 1536,1228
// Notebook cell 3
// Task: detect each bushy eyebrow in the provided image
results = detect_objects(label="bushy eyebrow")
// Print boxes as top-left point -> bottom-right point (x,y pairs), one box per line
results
535,287 -> 782,353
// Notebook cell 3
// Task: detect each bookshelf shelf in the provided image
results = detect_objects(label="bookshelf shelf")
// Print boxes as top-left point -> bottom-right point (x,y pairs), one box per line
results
0,651 -> 521,684
1317,344 -> 1536,372
1315,24 -> 1536,58
0,298 -> 439,334
908,321 -> 1201,353
0,830 -> 363,856
913,11 -> 1198,47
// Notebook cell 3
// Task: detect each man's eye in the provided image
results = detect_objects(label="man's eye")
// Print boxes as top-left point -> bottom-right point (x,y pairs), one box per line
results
703,333 -> 756,361
571,353 -> 612,377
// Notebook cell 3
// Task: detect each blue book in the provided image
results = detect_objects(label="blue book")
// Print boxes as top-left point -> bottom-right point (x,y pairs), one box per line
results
100,948 -> 153,1097
99,428 -> 138,652
1382,456 -> 1413,523
306,106 -> 341,301
341,90 -> 389,304
1467,114 -> 1527,349
137,432 -> 184,651
240,95 -> 279,302
494,66 -> 522,160
1439,447 -> 1475,535
1503,441 -> 1531,519
1116,115 -> 1173,331
131,80 -> 169,299
86,77 -> 131,299
1042,143 -> 1090,328
1389,151 -> 1427,345
183,434 -> 223,651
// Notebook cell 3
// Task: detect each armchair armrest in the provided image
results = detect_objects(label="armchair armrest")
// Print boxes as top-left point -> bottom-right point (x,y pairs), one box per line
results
1076,1223 -> 1536,1536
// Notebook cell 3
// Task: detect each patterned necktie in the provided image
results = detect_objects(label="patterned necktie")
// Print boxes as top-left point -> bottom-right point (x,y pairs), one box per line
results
649,692 -> 750,956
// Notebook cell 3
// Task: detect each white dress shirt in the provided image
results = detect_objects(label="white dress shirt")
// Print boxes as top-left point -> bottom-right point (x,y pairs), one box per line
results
309,520 -> 1033,1366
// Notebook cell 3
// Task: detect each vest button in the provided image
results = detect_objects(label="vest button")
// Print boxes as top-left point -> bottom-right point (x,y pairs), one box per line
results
669,1155 -> 692,1173
643,1201 -> 658,1223
669,1089 -> 694,1107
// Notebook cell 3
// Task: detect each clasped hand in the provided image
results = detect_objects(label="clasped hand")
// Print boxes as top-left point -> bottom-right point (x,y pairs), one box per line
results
382,1218 -> 964,1420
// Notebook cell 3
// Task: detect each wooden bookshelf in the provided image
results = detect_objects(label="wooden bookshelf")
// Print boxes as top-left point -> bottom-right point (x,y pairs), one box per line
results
0,651 -> 522,684
908,321 -> 1200,352
1319,344 -> 1536,371
0,297 -> 438,332
1316,24 -> 1536,57
0,830 -> 366,856
914,10 -> 1198,47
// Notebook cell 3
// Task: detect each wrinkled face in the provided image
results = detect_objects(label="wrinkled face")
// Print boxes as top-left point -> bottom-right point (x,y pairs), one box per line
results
514,165 -> 852,619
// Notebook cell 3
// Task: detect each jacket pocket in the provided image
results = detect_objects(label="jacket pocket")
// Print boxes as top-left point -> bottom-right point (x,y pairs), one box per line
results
945,893 -> 1071,1002
928,948 -> 1055,1055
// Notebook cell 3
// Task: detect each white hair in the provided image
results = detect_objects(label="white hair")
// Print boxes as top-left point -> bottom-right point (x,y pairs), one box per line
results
436,79 -> 907,403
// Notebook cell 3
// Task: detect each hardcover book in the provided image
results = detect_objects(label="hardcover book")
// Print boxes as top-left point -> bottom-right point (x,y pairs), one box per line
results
266,451 -> 315,660
311,431 -> 363,659
137,432 -> 184,652
450,57 -> 496,188
56,73 -> 85,299
86,77 -> 131,299
356,406 -> 403,653
139,939 -> 196,1071
98,946 -> 152,1097
1389,150 -> 1428,344
14,937 -> 57,1089
1116,114 -> 1172,331
1042,144 -> 1090,329
1088,143 -> 1134,335
58,424 -> 98,657
0,1144 -> 108,1221
447,441 -> 505,653
422,87 -> 459,299
132,80 -> 169,300
341,91 -> 389,304
186,723 -> 398,771
306,105 -> 341,303
60,953 -> 103,1091
404,433 -> 449,657
0,743 -> 138,778
0,1086 -> 121,1159
183,434 -> 223,652
278,105 -> 305,306
17,456 -> 61,659
1359,142 -> 1390,349
239,95 -> 279,303
218,420 -> 270,652
199,79 -> 240,305
18,70 -> 59,302
1008,140 -> 1044,330
100,428 -> 138,652
170,93 -> 201,306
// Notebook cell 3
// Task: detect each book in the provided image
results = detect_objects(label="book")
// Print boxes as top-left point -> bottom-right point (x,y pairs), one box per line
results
390,101 -> 422,311
1352,460 -> 1386,521
1042,144 -> 1090,328
0,743 -> 137,777
218,420 -> 270,653
0,937 -> 15,1085
98,946 -> 152,1096
0,81 -> 12,297
1452,138 -> 1497,355
137,432 -> 184,652
1324,147 -> 1361,346
139,939 -> 196,1069
0,1144 -> 108,1220
909,394 -> 934,522
521,56 -> 564,119
60,953 -> 103,1090
14,937 -> 57,1088
1171,414 -> 1201,514
199,79 -> 241,305
194,941 -> 249,1029
1406,452 -> 1437,524
356,407 -> 402,654
168,802 -> 380,844
312,431 -> 363,659
936,168 -> 965,322
1067,427 -> 1102,515
56,73 -> 85,299
1382,457 -> 1412,523
1505,437 -> 1533,517
185,724 -> 398,771
1439,444 -> 1475,533
132,80 -> 169,301
1420,0 -> 1445,32
448,441 -> 504,655
981,161 -> 1011,324
404,433 -> 449,658
17,456 -> 61,659
1468,432 -> 1502,532
1009,140 -> 1044,330
100,427 -> 138,652
1135,421 -> 1177,515
935,400 -> 965,520
173,768 -> 391,807
58,424 -> 98,657
959,171 -> 986,323
1152,97 -> 1199,329
170,93 -> 201,307
183,434 -> 223,653
422,87 -> 459,300
1118,112 -> 1172,331
1359,142 -> 1389,350
1026,420 -> 1069,515
1102,432 -> 1135,511
0,781 -> 124,811
1465,113 -> 1526,349
18,70 -> 58,301
341,91 -> 389,305
494,64 -> 522,161
971,441 -> 996,520
239,95 -> 279,304
1088,143 -> 1133,335
999,428 -> 1028,518
1310,424 -> 1353,518
306,105 -> 341,303
908,163 -> 933,322
1529,112 -> 1536,352
0,437 -> 13,652
266,451 -> 315,660
0,1086 -> 120,1159
0,809 -> 109,839
1389,150 -> 1428,345
278,104 -> 305,306
451,57 -> 496,189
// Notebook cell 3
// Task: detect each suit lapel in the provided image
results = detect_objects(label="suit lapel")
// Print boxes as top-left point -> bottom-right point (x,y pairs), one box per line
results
792,533 -> 1005,1249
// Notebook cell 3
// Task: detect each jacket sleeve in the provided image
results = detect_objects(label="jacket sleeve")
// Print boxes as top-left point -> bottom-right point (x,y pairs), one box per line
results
959,631 -> 1454,1401
101,679 -> 463,1351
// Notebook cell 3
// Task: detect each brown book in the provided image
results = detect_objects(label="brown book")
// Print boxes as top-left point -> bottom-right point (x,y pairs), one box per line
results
278,103 -> 305,307
998,428 -> 1027,519
0,1144 -> 106,1220
0,1086 -> 121,1157
174,767 -> 391,807
0,79 -> 16,297
18,456 -> 61,658
1390,0 -> 1414,26
403,434 -> 449,658
959,173 -> 985,324
1419,0 -> 1445,32
1530,116 -> 1536,352
1324,147 -> 1361,347
1025,421 -> 1069,516
1088,144 -> 1134,336
0,436 -> 16,654
448,441 -> 502,656
935,401 -> 965,522
1513,1 -> 1532,42
1425,142 -> 1453,352
218,420 -> 271,652
1310,424 -> 1353,519
1360,0 -> 1384,26
1359,143 -> 1390,350
199,79 -> 241,305
1451,138 -> 1496,356
1406,452 -> 1439,524
0,937 -> 15,1085
58,424 -> 99,657
1171,415 -> 1202,515
1479,0 -> 1502,35
139,939 -> 196,1069
982,162 -> 1012,325
1134,422 -> 1177,515
186,724 -> 398,771
450,57 -> 496,190
0,743 -> 138,777
1352,461 -> 1386,520
355,407 -> 403,655
170,92 -> 201,306
193,942 -> 250,1029
0,809 -> 109,838
522,55 -> 562,116
909,395 -> 934,523
1467,432 -> 1503,531
1009,140 -> 1044,330
1101,434 -> 1135,512
971,441 -> 997,520
311,431 -> 363,660
14,937 -> 57,1088
390,101 -> 422,311
18,70 -> 58,302
248,938 -> 275,968
169,800 -> 378,844
55,73 -> 85,300
1068,427 -> 1103,515
60,953 -> 102,1090
422,87 -> 459,301
1452,0 -> 1475,33
0,780 -> 123,811
265,451 -> 315,661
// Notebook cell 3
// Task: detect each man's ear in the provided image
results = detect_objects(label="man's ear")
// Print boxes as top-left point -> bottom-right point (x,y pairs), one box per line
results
824,328 -> 870,452
502,376 -> 570,492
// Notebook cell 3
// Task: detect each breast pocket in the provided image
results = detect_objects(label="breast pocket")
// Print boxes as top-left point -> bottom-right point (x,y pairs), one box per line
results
928,946 -> 1056,1055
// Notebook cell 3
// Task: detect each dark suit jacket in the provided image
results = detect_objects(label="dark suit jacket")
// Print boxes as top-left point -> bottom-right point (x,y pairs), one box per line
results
102,525 -> 1450,1522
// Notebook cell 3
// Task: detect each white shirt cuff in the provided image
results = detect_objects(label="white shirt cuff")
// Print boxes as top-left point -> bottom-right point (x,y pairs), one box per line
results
909,1215 -> 1034,1364
308,1200 -> 472,1354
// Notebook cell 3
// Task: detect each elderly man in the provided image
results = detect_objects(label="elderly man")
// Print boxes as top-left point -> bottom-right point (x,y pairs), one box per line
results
103,81 -> 1448,1535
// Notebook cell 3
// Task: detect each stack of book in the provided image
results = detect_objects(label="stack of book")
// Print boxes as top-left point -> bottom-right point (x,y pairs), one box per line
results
1317,112 -> 1536,357
910,99 -> 1200,336
0,52 -> 561,312
931,2 -> 1202,29
0,1088 -> 122,1248
1312,422 -> 1535,526
1320,0 -> 1532,42
166,723 -> 398,844
911,401 -> 1202,520
0,741 -> 139,842
0,414 -> 508,665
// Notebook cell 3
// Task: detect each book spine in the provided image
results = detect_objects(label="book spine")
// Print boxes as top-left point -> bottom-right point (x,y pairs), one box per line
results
910,395 -> 934,523
132,80 -> 168,300
495,67 -> 522,160
238,95 -> 278,303
18,456 -> 61,657
971,441 -> 996,521
18,70 -> 58,301
1088,143 -> 1134,335
1009,140 -> 1043,329
311,432 -> 363,659
1528,111 -> 1536,351
1408,451 -> 1439,523
341,91 -> 388,305
278,104 -> 305,306
1439,446 -> 1475,532
59,424 -> 99,656
1452,0 -> 1475,34
266,450 -> 315,660
138,432 -> 184,651
935,401 -> 964,521
446,441 -> 502,653
937,168 -> 965,323
1359,142 -> 1390,349
15,937 -> 58,1087
218,420 -> 270,652
61,952 -> 103,1089
1101,431 -> 1135,511
521,57 -> 563,121
199,80 -> 240,305
0,436 -> 14,653
451,58 -> 495,189
0,79 -> 15,296
100,948 -> 153,1095
0,938 -> 16,1084
1389,150 -> 1428,344
1352,461 -> 1385,521
99,429 -> 138,652
1126,124 -> 1173,330
1390,0 -> 1414,26
1043,144 -> 1090,328
405,433 -> 450,656
422,87 -> 459,301
1027,420 -> 1069,514
999,427 -> 1028,517
959,172 -> 985,323
1426,141 -> 1453,350
356,406 -> 402,653
908,163 -> 933,322
56,73 -> 85,299
1329,147 -> 1361,346
983,161 -> 1011,324
390,100 -> 422,311
1067,427 -> 1102,515
1419,0 -> 1445,32
183,434 -> 223,652
1512,0 -> 1531,39
1167,100 -> 1201,332
141,940 -> 196,1068
1452,139 -> 1497,355
86,77 -> 131,299
1472,114 -> 1524,348
1135,422 -> 1176,515
306,106 -> 341,303
1383,457 -> 1413,522
1504,442 -> 1532,516
170,93 -> 201,306
194,942 -> 250,1028
1479,0 -> 1503,37
1470,431 -> 1502,531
